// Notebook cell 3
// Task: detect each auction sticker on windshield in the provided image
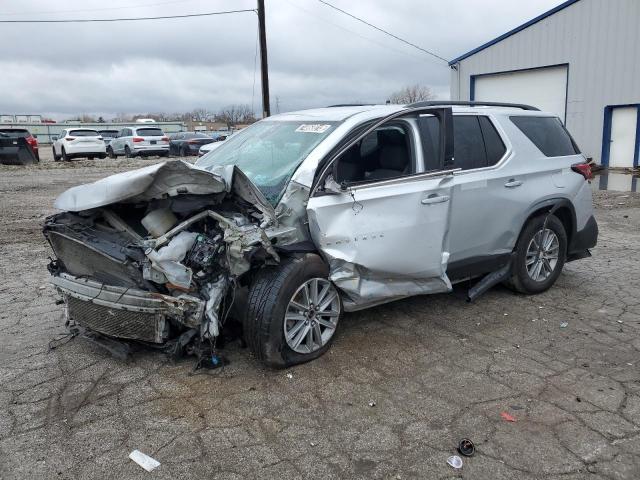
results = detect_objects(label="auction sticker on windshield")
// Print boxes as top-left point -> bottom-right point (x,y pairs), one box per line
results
295,124 -> 332,133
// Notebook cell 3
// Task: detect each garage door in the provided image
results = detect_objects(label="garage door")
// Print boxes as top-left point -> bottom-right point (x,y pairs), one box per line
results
609,106 -> 638,168
473,65 -> 568,122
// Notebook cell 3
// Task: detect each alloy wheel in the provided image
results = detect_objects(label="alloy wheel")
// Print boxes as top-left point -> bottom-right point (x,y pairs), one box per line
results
525,228 -> 560,282
284,278 -> 340,354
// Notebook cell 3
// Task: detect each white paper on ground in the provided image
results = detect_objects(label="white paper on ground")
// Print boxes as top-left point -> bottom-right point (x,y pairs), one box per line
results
129,450 -> 161,472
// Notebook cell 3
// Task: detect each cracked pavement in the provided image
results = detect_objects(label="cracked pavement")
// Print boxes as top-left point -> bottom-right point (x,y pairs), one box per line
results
1,153 -> 639,479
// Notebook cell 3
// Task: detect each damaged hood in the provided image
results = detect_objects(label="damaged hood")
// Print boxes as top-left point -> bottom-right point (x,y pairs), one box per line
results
54,160 -> 275,222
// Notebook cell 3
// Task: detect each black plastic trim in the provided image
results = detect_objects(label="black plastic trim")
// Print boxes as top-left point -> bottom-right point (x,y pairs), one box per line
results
447,253 -> 512,282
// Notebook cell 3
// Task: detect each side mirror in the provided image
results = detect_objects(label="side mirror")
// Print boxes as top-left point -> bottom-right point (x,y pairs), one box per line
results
32,134 -> 38,139
322,175 -> 345,195
51,136 -> 58,141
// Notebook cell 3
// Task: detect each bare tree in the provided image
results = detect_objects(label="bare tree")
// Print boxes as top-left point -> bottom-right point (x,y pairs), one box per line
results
216,104 -> 257,128
387,84 -> 435,104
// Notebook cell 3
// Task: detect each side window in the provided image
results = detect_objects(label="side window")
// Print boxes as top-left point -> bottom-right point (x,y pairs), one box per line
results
334,122 -> 415,184
453,116 -> 487,170
510,116 -> 579,157
478,116 -> 506,166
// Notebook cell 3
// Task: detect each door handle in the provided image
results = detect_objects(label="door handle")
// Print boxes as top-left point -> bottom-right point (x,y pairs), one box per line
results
504,179 -> 523,188
421,194 -> 450,205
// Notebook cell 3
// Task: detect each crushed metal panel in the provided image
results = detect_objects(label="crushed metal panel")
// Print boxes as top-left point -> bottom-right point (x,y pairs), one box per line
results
306,174 -> 454,309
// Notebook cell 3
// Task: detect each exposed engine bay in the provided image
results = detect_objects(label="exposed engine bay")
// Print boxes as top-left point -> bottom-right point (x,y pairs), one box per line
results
43,160 -> 303,363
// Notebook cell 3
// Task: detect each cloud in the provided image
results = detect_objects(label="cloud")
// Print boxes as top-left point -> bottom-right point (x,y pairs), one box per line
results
0,0 -> 564,118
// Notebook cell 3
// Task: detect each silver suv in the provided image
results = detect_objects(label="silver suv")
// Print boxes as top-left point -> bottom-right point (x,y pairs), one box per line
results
107,126 -> 170,158
44,102 -> 597,368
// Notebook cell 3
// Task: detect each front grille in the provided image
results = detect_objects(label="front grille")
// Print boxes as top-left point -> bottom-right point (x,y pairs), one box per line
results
67,296 -> 166,343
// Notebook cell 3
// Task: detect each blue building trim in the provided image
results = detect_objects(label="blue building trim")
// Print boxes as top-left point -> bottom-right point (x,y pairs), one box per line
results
601,104 -> 640,168
469,63 -> 569,124
449,0 -> 582,65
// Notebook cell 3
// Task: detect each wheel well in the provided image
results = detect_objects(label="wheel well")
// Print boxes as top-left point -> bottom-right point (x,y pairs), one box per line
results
522,204 -> 574,247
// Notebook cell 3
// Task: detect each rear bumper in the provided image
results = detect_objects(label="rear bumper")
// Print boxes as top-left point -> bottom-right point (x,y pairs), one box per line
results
52,272 -> 204,343
66,144 -> 106,155
568,215 -> 598,260
133,144 -> 169,152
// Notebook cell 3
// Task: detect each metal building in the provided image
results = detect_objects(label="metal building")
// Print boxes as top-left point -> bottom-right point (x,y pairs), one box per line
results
449,0 -> 640,167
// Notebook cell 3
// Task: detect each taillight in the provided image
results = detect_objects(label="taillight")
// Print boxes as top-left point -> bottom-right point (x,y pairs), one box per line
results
65,136 -> 76,141
26,136 -> 38,147
187,139 -> 198,144
133,137 -> 144,143
161,136 -> 169,142
571,163 -> 593,181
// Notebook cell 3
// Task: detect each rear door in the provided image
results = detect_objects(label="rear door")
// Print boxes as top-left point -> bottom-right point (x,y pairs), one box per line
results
136,127 -> 165,147
307,108 -> 455,309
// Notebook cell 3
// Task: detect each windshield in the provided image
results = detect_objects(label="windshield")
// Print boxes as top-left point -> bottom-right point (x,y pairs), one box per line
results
0,129 -> 30,138
99,130 -> 119,137
136,128 -> 164,136
196,120 -> 337,205
70,130 -> 99,136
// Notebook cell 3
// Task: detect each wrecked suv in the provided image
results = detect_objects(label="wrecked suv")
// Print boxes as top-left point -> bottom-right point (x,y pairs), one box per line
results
44,102 -> 598,367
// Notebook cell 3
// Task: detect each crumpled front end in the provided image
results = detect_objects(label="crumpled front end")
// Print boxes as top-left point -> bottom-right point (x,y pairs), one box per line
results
44,160 -> 299,354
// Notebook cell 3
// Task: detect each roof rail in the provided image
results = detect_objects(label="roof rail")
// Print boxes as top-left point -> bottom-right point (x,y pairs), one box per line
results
326,103 -> 375,108
407,101 -> 540,111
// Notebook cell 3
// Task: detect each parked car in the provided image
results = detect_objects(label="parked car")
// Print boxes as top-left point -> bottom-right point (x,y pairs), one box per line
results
44,102 -> 597,368
98,129 -> 120,146
0,128 -> 39,161
107,126 -> 169,158
0,131 -> 39,165
52,128 -> 106,161
168,132 -> 215,157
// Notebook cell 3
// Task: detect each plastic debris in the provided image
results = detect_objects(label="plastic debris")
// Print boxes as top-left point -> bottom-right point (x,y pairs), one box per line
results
617,320 -> 623,324
503,313 -> 509,316
500,412 -> 517,422
286,372 -> 293,379
368,400 -> 376,407
457,438 -> 475,457
129,450 -> 160,472
447,455 -> 463,469
560,322 -> 569,328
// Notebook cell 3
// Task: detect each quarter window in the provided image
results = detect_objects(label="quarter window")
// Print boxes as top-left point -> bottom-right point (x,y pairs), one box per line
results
478,116 -> 506,166
510,116 -> 579,157
453,116 -> 486,170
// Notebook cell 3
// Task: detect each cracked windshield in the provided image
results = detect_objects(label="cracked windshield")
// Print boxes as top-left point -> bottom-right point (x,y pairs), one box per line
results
196,120 -> 338,204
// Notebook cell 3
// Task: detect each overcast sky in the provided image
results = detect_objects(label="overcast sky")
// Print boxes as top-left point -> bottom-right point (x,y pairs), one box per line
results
0,0 -> 563,119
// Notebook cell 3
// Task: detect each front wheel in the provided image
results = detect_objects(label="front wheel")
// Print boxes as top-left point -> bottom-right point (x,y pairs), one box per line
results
61,147 -> 70,162
244,254 -> 342,368
507,214 -> 567,294
52,147 -> 61,162
125,146 -> 134,158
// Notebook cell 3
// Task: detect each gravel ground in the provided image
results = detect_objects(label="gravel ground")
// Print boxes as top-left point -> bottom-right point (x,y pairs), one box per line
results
1,150 -> 639,479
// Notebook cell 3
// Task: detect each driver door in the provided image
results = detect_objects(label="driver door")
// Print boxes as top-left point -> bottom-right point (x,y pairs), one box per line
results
306,108 -> 455,310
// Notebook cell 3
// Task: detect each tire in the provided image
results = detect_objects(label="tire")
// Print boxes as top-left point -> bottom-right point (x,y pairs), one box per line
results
244,254 -> 342,368
180,145 -> 190,157
506,214 -> 567,294
107,147 -> 116,159
88,156 -> 94,160
52,147 -> 61,162
125,146 -> 134,158
98,154 -> 106,159
61,147 -> 70,162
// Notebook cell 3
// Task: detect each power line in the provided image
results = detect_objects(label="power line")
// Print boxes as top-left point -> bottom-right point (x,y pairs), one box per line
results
0,9 -> 256,24
317,0 -> 449,64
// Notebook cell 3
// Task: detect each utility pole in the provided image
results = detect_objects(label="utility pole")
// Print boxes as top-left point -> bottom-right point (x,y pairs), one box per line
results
257,0 -> 270,118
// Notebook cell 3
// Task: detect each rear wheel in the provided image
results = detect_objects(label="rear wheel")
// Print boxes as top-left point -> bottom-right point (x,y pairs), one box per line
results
88,156 -> 94,160
107,147 -> 116,159
244,254 -> 341,368
61,147 -> 70,162
180,145 -> 190,157
507,214 -> 567,294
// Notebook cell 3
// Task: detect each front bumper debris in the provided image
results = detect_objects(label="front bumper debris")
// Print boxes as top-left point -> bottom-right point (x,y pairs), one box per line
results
52,272 -> 205,343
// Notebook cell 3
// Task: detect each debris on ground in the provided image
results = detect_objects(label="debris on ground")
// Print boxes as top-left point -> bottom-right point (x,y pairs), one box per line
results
286,372 -> 293,379
129,450 -> 160,472
500,412 -> 517,422
368,400 -> 376,407
457,439 -> 475,457
560,322 -> 569,328
446,455 -> 463,469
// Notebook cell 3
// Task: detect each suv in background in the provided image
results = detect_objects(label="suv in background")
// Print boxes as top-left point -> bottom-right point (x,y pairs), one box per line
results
44,102 -> 597,368
98,129 -> 120,146
52,128 -> 106,161
0,128 -> 39,161
107,126 -> 169,158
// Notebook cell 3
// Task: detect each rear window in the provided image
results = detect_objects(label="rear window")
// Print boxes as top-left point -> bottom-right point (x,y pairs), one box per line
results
136,128 -> 164,137
69,129 -> 99,137
99,130 -> 119,137
0,129 -> 30,138
510,116 -> 579,157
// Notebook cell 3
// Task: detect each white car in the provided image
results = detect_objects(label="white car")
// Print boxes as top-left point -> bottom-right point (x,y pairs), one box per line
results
52,128 -> 106,161
198,139 -> 225,157
107,126 -> 170,158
